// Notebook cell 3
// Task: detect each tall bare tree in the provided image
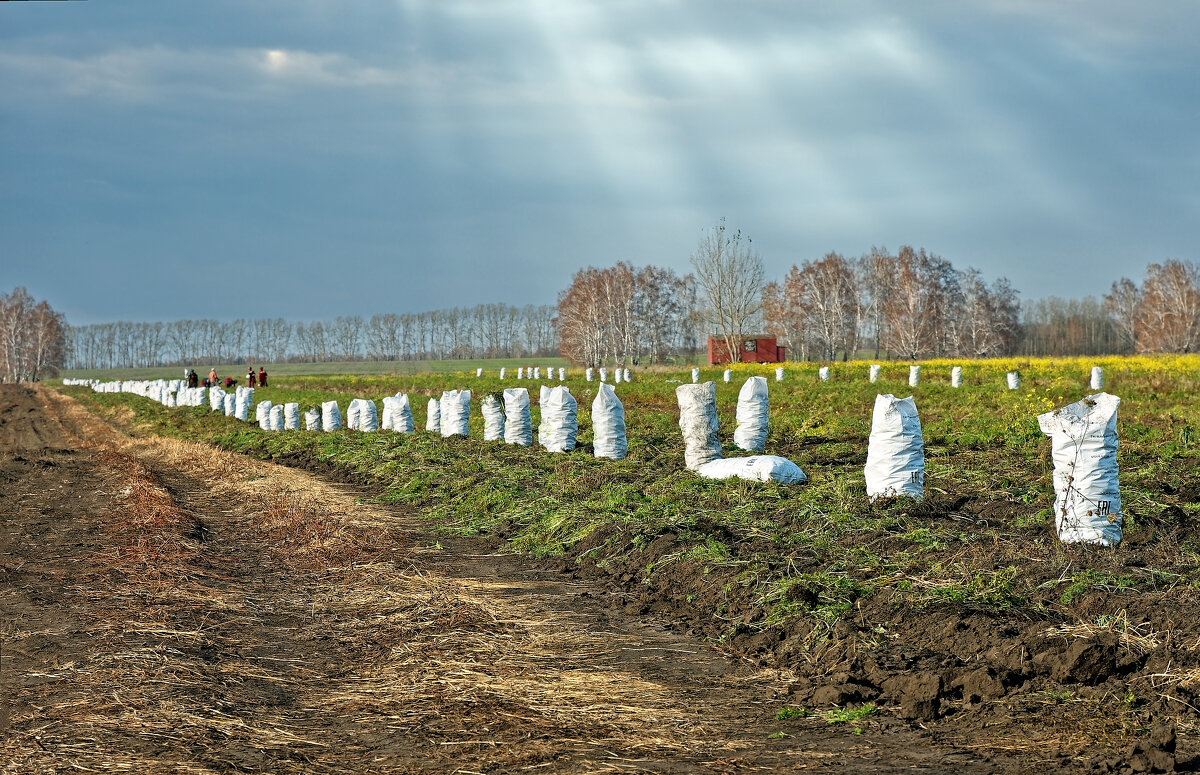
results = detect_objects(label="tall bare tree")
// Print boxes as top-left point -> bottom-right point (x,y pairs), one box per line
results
691,220 -> 765,363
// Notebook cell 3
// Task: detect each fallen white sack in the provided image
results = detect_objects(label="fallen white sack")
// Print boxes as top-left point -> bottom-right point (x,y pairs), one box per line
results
322,400 -> 342,432
696,456 -> 807,484
676,382 -> 722,471
540,385 -> 577,452
591,382 -> 626,460
864,394 -> 925,500
733,376 -> 769,453
304,408 -> 322,431
1037,393 -> 1122,547
426,398 -> 441,433
440,390 -> 471,437
481,394 -> 505,441
503,388 -> 532,446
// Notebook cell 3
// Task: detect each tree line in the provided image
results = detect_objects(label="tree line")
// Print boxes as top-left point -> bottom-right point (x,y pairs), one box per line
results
1,288 -> 67,382
66,304 -> 557,370
554,222 -> 1199,365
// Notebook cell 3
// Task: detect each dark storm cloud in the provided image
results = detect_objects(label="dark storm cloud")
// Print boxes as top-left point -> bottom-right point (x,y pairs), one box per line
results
1,0 -> 1197,324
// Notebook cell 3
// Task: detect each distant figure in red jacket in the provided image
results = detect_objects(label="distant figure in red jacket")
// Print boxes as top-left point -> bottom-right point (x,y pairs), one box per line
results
258,367 -> 268,388
247,367 -> 257,388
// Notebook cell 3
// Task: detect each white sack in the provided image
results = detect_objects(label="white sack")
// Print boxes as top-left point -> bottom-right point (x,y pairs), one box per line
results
209,387 -> 226,411
819,366 -> 830,381
269,405 -> 284,431
393,394 -> 414,433
586,368 -> 594,382
1090,367 -> 1104,391
304,408 -> 322,431
503,388 -> 533,446
322,400 -> 342,432
537,385 -> 551,446
477,368 -> 483,377
440,390 -> 471,437
534,368 -> 541,380
224,394 -> 236,416
426,398 -> 441,433
258,400 -> 273,430
540,385 -> 577,453
284,403 -> 300,430
1037,393 -> 1122,547
909,366 -> 921,387
696,456 -> 807,485
481,394 -> 505,441
359,399 -> 378,432
559,367 -> 566,381
591,382 -> 626,460
723,369 -> 732,383
676,382 -> 722,471
733,376 -> 769,453
869,364 -> 881,383
864,394 -> 925,500
1007,372 -> 1020,390
691,367 -> 700,384
614,369 -> 622,384
599,368 -> 608,382
345,399 -> 362,431
775,367 -> 785,382
951,366 -> 963,388
517,367 -> 524,380
623,368 -> 630,382
500,368 -> 506,380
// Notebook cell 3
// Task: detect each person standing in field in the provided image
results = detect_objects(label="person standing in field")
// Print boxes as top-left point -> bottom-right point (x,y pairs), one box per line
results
209,368 -> 217,386
259,367 -> 267,388
247,368 -> 257,388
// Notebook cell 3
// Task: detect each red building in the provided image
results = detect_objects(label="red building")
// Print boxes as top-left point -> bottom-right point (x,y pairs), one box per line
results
707,335 -> 786,365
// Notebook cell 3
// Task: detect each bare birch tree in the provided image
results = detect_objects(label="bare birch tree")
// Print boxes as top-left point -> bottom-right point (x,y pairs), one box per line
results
691,220 -> 764,363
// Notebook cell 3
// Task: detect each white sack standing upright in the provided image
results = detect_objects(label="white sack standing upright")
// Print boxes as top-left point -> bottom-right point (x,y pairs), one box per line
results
503,388 -> 533,446
951,366 -> 963,388
723,369 -> 732,383
691,367 -> 700,384
269,405 -> 284,431
380,396 -> 396,430
304,408 -> 322,431
559,368 -> 566,381
775,367 -> 785,382
818,366 -> 830,381
533,367 -> 541,380
869,364 -> 881,384
440,390 -> 471,437
1090,366 -> 1104,391
392,394 -> 414,433
733,376 -> 769,453
477,368 -> 483,377
1037,393 -> 1122,547
623,368 -> 630,382
585,368 -> 594,382
540,385 -> 578,453
908,365 -> 921,387
359,399 -> 379,432
345,399 -> 363,431
500,367 -> 507,380
517,367 -> 524,380
257,400 -> 273,429
1007,371 -> 1020,390
321,400 -> 342,432
591,382 -> 626,460
614,369 -> 622,384
676,382 -> 722,471
223,394 -> 236,417
284,403 -> 300,430
481,394 -> 505,441
864,394 -> 925,500
425,398 -> 441,433
599,368 -> 608,382
536,385 -> 551,446
209,386 -> 225,411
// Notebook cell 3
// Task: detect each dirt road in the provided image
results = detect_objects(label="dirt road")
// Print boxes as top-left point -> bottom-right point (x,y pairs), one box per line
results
0,385 -> 1088,772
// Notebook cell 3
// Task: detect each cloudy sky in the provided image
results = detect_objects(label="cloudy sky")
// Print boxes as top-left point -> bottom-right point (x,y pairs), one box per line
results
2,1 -> 1197,325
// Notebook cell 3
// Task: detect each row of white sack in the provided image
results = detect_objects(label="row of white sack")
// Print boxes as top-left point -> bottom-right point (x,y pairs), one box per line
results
255,385 -> 630,460
694,365 -> 1105,390
481,366 -> 634,383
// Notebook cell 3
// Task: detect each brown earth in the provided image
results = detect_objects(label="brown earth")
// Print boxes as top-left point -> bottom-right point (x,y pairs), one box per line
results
0,383 -> 1188,773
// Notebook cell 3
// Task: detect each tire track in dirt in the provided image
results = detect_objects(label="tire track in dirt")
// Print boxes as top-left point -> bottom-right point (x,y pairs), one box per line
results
2,385 -> 1015,773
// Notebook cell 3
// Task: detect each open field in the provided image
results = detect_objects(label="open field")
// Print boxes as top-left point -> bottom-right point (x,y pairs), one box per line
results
19,354 -> 1200,771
